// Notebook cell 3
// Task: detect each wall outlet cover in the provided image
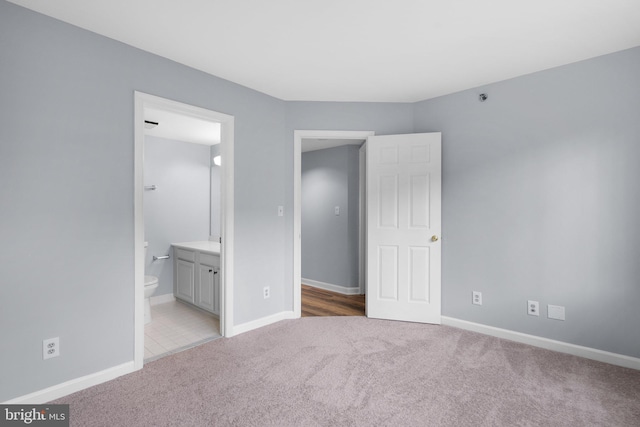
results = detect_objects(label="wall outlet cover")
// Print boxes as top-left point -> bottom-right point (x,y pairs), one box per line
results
528,300 -> 540,316
548,304 -> 566,321
472,291 -> 482,306
43,337 -> 60,360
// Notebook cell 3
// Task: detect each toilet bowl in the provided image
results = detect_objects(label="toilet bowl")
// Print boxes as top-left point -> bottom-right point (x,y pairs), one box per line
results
144,275 -> 159,324
144,242 -> 159,324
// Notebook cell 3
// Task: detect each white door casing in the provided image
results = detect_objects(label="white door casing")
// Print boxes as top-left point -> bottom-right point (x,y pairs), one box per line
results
366,133 -> 442,324
134,91 -> 235,370
358,142 -> 367,296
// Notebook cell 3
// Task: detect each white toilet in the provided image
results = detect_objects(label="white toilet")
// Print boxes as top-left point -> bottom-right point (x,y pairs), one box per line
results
144,242 -> 159,324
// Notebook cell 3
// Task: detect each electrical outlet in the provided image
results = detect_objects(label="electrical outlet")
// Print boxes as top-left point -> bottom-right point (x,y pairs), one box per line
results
263,286 -> 270,299
335,206 -> 340,216
472,291 -> 482,305
43,337 -> 60,360
277,206 -> 284,217
548,304 -> 565,321
528,300 -> 540,316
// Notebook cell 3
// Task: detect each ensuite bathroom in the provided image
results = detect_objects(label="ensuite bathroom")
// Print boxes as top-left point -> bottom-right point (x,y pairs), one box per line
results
142,108 -> 222,362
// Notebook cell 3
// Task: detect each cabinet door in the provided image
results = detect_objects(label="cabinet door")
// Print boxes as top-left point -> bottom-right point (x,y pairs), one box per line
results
176,259 -> 195,304
197,265 -> 216,312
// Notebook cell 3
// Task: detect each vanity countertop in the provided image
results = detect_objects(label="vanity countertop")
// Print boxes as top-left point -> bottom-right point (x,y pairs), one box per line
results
172,241 -> 221,255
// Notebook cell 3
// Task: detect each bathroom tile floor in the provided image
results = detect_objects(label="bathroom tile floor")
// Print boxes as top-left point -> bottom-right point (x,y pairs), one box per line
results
144,300 -> 221,362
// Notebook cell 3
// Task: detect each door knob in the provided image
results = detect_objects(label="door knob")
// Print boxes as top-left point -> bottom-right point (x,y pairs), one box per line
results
431,235 -> 439,242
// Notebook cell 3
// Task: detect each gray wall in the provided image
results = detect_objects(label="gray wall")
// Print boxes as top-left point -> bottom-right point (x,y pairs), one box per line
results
144,136 -> 211,296
414,46 -> 640,358
301,145 -> 360,288
0,1 -> 287,401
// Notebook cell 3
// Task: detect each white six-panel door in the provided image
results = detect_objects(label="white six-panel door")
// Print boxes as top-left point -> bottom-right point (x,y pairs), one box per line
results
366,133 -> 442,324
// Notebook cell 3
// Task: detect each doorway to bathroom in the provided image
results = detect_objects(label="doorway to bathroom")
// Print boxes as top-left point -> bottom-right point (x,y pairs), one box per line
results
293,130 -> 373,317
134,92 -> 235,369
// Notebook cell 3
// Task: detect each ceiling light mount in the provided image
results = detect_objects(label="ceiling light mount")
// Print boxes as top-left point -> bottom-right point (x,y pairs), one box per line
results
479,93 -> 488,102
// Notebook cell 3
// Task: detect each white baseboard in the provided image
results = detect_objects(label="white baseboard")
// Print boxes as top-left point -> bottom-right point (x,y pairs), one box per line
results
302,278 -> 362,295
150,293 -> 176,306
3,361 -> 136,404
442,316 -> 640,371
231,311 -> 297,337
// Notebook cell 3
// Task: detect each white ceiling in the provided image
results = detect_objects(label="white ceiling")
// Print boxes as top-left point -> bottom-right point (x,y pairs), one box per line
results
302,138 -> 365,153
144,107 -> 220,146
8,0 -> 640,102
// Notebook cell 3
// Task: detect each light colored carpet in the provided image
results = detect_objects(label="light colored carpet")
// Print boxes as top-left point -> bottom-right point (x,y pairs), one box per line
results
54,317 -> 640,426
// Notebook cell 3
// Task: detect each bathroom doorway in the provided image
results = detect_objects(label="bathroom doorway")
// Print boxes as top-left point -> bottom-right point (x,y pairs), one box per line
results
143,124 -> 220,361
134,92 -> 235,369
293,130 -> 373,317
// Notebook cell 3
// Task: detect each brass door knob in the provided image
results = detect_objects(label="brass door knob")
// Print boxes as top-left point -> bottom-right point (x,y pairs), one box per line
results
431,235 -> 439,242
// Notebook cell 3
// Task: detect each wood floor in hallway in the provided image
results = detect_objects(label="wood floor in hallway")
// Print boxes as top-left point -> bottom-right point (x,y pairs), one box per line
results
301,284 -> 365,317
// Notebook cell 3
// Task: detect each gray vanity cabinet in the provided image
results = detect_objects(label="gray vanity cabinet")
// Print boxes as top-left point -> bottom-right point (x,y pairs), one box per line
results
173,247 -> 220,315
197,253 -> 220,315
175,249 -> 196,304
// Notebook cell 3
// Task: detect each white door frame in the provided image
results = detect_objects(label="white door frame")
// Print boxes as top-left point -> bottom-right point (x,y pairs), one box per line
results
358,143 -> 367,296
134,92 -> 235,369
293,130 -> 374,317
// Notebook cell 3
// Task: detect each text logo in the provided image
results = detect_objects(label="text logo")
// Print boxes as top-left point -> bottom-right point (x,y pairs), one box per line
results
1,405 -> 69,426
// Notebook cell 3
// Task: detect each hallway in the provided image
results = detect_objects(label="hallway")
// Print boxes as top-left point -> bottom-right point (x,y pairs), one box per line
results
301,284 -> 365,317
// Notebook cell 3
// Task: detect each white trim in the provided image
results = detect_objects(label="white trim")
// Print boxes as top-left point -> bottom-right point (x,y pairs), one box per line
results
220,114 -> 235,338
133,93 -> 145,371
134,92 -> 235,359
3,362 -> 135,404
442,316 -> 640,371
302,278 -> 362,295
293,130 -> 374,318
358,143 -> 366,296
150,293 -> 176,306
232,311 -> 296,336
